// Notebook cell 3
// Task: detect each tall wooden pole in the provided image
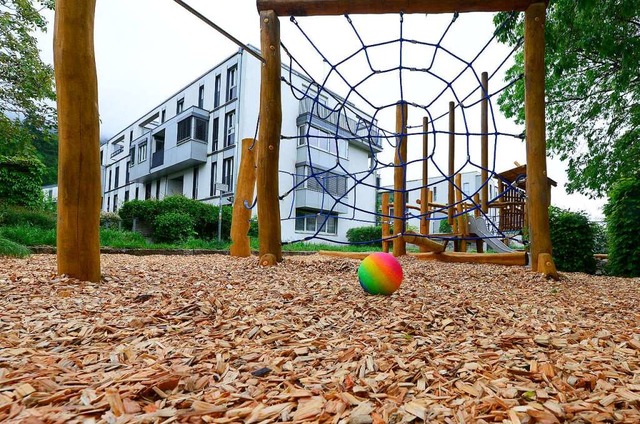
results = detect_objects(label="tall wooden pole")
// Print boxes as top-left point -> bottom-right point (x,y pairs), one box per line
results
257,10 -> 283,264
419,117 -> 430,252
448,101 -> 455,226
230,138 -> 257,257
525,2 -> 555,276
54,0 -> 101,282
481,72 -> 489,214
393,103 -> 408,257
381,192 -> 390,253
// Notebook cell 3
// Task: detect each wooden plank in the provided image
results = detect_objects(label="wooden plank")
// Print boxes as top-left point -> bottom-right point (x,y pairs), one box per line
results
230,138 -> 257,257
402,232 -> 445,253
413,251 -> 528,266
54,0 -> 101,282
393,103 -> 408,257
257,10 -> 283,264
524,2 -> 554,275
257,0 -> 541,16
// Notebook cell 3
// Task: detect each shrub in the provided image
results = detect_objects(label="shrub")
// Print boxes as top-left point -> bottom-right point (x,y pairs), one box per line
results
0,237 -> 30,258
100,211 -> 122,229
0,156 -> 45,209
118,199 -> 159,230
248,217 -> 259,237
346,225 -> 382,246
548,206 -> 596,274
591,222 -> 608,255
212,205 -> 233,240
604,174 -> 640,277
438,219 -> 453,234
0,206 -> 56,229
153,212 -> 195,243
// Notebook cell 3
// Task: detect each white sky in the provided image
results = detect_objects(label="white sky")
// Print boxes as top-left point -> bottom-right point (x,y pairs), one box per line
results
36,0 -> 605,219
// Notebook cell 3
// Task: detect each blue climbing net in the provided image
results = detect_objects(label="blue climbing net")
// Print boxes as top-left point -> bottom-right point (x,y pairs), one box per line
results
274,12 -> 526,246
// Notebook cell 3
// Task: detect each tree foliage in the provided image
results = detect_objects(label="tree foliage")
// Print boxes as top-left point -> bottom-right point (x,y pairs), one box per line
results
494,0 -> 640,197
548,206 -> 597,274
0,155 -> 44,208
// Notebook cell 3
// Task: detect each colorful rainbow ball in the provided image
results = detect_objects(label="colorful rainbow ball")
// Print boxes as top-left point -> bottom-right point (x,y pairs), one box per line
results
358,252 -> 403,295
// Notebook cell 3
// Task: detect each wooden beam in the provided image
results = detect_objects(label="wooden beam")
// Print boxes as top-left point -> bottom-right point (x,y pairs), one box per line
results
319,251 -> 373,260
524,2 -> 554,274
257,10 -> 283,264
403,232 -> 445,253
393,103 -> 408,257
257,0 -> 540,16
230,138 -> 257,257
54,0 -> 101,282
413,251 -> 528,266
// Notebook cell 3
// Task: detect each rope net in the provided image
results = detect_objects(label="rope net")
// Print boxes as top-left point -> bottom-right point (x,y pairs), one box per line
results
269,12 -> 526,246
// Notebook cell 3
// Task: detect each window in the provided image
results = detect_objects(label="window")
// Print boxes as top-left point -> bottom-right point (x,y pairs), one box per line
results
295,209 -> 338,235
177,117 -> 191,142
145,183 -> 151,200
192,167 -> 199,199
222,157 -> 234,192
161,109 -> 166,123
297,125 -> 348,158
113,194 -> 118,212
214,74 -> 221,107
155,181 -> 160,199
114,166 -> 120,189
463,182 -> 469,194
108,170 -> 112,191
295,166 -> 347,197
138,143 -> 147,163
129,147 -> 135,164
125,163 -> 130,184
194,118 -> 208,141
212,118 -> 219,151
198,85 -> 205,108
209,161 -> 217,196
129,130 -> 133,142
176,98 -> 184,114
107,196 -> 110,212
124,190 -> 129,202
100,150 -> 104,165
433,186 -> 438,201
135,187 -> 139,200
224,110 -> 235,147
226,66 -> 237,101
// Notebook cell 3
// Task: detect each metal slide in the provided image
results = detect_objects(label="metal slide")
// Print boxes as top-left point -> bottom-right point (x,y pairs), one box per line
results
468,216 -> 514,253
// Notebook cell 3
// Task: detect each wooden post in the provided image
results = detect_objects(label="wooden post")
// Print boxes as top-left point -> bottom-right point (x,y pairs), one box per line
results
419,117 -> 430,253
455,173 -> 467,252
447,102 -> 457,227
257,10 -> 283,264
481,71 -> 489,214
230,138 -> 257,257
54,0 -> 101,282
393,103 -> 408,256
381,192 -> 390,253
474,193 -> 484,253
525,2 -> 555,274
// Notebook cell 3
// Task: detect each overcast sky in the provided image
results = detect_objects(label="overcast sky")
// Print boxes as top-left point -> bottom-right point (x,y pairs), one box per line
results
36,0 -> 606,219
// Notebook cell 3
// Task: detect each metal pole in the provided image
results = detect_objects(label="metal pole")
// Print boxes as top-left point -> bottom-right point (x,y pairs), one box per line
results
218,190 -> 223,242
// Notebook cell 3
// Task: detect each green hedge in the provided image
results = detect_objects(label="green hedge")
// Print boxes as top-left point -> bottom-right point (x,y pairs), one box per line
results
346,225 -> 382,246
153,212 -> 195,243
604,175 -> 640,277
0,156 -> 45,209
548,206 -> 596,274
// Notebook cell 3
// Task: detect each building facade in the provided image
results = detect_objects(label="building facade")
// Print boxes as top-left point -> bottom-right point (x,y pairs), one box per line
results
100,48 -> 381,243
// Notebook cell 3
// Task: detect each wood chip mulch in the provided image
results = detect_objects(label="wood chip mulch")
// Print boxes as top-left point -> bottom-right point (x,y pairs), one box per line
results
1,254 -> 639,423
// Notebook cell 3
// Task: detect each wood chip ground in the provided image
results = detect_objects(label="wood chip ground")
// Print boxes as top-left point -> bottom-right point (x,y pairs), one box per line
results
1,254 -> 639,423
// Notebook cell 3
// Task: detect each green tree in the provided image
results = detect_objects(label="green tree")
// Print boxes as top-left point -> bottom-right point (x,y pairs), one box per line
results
494,0 -> 640,197
1,0 -> 56,156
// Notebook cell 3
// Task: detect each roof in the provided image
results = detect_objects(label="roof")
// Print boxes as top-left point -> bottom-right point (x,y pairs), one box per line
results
496,164 -> 557,190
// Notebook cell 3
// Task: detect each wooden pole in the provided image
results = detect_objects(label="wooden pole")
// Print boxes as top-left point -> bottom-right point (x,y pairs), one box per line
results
448,101 -> 455,226
455,173 -> 467,252
525,2 -> 555,276
393,103 -> 408,256
481,71 -> 489,215
257,0 -> 541,16
419,117 -> 430,253
474,193 -> 484,253
54,0 -> 101,282
381,192 -> 390,253
230,138 -> 257,257
257,10 -> 283,264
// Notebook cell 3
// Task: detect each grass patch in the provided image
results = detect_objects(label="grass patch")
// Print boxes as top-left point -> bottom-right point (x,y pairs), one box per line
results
0,225 -> 56,246
0,237 -> 30,258
100,228 -> 149,248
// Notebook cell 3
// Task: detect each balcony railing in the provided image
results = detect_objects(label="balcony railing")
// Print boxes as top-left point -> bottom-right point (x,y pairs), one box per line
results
110,146 -> 124,158
151,150 -> 164,169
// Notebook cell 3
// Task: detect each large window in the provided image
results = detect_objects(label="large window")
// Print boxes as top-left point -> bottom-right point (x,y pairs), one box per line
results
194,118 -> 208,141
226,66 -> 237,101
295,209 -> 338,235
214,74 -> 221,107
209,161 -> 217,196
224,110 -> 235,147
177,117 -> 208,142
138,143 -> 147,163
198,85 -> 205,108
298,125 -> 348,158
114,166 -> 120,189
177,118 -> 191,142
222,157 -> 234,192
212,117 -> 219,151
295,166 -> 348,197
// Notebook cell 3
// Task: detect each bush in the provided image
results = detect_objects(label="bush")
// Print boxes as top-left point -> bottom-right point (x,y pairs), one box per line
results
346,225 -> 382,246
118,199 -> 159,230
0,156 -> 45,209
0,206 -> 56,229
100,211 -> 121,229
0,237 -> 30,258
604,174 -> 640,277
592,222 -> 608,255
248,217 -> 259,237
438,219 -> 453,234
153,212 -> 195,243
548,206 -> 596,274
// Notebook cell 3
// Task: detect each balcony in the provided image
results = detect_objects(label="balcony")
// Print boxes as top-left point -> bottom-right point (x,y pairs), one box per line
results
110,145 -> 124,158
295,188 -> 348,214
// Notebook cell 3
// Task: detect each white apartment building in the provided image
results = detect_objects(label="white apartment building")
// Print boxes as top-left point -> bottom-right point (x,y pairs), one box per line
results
383,171 -> 500,234
100,47 -> 382,243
